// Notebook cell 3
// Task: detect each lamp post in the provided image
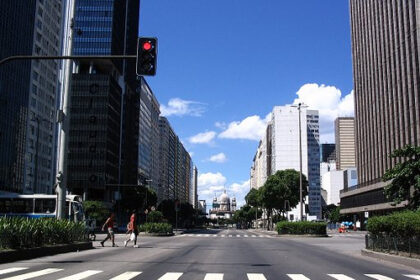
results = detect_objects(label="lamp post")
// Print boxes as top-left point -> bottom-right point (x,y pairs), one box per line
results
291,103 -> 308,221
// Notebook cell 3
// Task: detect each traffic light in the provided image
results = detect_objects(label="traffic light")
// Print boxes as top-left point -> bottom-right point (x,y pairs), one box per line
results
136,37 -> 157,76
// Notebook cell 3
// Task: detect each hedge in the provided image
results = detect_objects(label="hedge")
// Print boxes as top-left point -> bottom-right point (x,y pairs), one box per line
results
138,222 -> 172,234
367,211 -> 420,238
276,221 -> 327,235
0,217 -> 87,249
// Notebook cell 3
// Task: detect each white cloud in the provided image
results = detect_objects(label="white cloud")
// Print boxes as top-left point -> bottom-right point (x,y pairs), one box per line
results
214,121 -> 227,130
209,153 -> 227,163
293,83 -> 354,143
160,98 -> 205,117
227,180 -> 250,207
188,131 -> 216,144
218,114 -> 271,141
198,172 -> 227,201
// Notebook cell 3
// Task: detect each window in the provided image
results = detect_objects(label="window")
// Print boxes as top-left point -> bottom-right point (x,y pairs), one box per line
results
35,199 -> 56,213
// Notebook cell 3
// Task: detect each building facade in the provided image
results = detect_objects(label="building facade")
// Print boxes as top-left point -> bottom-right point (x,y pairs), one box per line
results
209,191 -> 237,220
320,143 -> 336,163
67,0 -> 139,200
251,105 -> 321,219
335,117 -> 356,170
341,0 -> 420,219
0,0 -> 63,194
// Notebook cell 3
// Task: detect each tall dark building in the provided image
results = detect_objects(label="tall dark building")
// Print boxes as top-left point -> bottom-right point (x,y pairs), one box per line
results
341,0 -> 420,220
67,0 -> 139,200
320,144 -> 336,163
0,1 -> 63,194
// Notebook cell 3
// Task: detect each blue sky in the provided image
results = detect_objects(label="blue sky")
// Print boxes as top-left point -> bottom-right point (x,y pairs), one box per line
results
139,0 -> 355,207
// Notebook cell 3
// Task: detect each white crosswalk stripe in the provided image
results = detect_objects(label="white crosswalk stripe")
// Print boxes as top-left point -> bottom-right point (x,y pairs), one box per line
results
328,274 -> 356,280
404,276 -> 420,280
244,235 -> 249,237
287,274 -> 311,280
109,271 -> 142,280
252,235 -> 257,237
0,268 -> 63,280
221,234 -> 226,237
229,235 -> 233,237
157,272 -> 183,280
236,234 -> 241,237
247,273 -> 267,280
56,270 -> 102,280
203,273 -> 223,280
0,268 -> 28,276
365,275 -> 394,280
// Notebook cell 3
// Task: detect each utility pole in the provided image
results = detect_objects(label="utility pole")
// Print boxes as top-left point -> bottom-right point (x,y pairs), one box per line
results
298,103 -> 303,221
56,0 -> 76,219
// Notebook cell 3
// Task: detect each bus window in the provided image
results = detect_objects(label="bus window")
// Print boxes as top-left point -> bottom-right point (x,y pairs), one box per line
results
12,199 -> 33,213
35,199 -> 56,214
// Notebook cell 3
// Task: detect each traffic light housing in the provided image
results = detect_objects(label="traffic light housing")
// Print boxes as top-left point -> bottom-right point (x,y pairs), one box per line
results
136,37 -> 157,76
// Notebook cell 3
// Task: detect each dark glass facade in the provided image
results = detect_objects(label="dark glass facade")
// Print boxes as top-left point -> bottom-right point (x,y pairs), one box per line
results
68,0 -> 139,200
320,144 -> 336,163
0,2 -> 36,193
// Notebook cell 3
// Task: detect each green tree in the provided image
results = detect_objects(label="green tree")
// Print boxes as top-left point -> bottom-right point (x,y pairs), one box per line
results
245,188 -> 261,207
83,200 -> 109,224
260,169 -> 308,229
147,210 -> 164,223
383,145 -> 420,209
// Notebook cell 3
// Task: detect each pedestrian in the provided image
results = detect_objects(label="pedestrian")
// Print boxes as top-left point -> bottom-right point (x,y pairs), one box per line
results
100,213 -> 116,247
124,210 -> 139,248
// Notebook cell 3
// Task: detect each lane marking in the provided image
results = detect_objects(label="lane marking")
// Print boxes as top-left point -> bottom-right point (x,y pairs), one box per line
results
404,276 -> 420,280
252,235 -> 257,237
109,271 -> 142,280
365,275 -> 394,280
157,272 -> 183,280
0,268 -> 28,276
244,235 -> 249,237
328,274 -> 356,280
228,235 -> 233,237
287,274 -> 311,280
258,235 -> 264,238
204,273 -> 223,280
57,270 -> 102,280
221,235 -> 226,237
236,234 -> 241,237
247,273 -> 267,280
197,234 -> 202,237
0,268 -> 63,280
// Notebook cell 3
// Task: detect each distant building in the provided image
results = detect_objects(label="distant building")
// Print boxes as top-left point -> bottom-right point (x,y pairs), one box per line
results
209,191 -> 237,219
198,200 -> 207,215
192,166 -> 198,209
322,168 -> 357,206
335,118 -> 355,170
320,144 -> 336,163
251,105 -> 321,219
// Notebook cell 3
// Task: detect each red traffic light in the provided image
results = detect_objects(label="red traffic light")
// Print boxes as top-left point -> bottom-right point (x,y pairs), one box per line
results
142,41 -> 152,51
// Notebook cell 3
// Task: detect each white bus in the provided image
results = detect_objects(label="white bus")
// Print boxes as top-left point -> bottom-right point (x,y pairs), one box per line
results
0,193 -> 84,222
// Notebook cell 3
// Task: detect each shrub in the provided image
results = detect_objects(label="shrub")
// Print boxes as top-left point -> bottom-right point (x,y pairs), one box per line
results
0,217 -> 87,250
138,222 -> 172,234
367,210 -> 420,238
147,211 -> 164,223
276,221 -> 327,235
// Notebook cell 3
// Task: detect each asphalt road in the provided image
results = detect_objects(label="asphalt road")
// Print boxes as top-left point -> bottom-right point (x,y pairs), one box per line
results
0,229 -> 419,280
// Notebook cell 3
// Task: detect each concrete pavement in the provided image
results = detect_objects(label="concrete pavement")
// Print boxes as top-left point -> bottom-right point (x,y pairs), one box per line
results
0,229 -> 418,280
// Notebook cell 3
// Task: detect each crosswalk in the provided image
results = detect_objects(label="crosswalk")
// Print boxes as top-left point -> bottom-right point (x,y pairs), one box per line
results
181,234 -> 272,238
0,267 -> 418,280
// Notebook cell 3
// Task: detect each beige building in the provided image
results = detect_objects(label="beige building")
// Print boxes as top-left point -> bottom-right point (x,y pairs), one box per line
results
335,118 -> 356,170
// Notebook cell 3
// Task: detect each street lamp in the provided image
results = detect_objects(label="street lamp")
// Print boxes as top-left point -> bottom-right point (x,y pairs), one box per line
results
291,102 -> 308,221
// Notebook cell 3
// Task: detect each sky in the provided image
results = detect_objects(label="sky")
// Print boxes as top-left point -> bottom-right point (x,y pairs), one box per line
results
139,0 -> 355,208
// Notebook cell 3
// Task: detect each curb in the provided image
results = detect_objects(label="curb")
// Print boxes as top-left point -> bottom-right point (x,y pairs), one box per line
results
361,249 -> 420,268
0,242 -> 93,264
